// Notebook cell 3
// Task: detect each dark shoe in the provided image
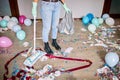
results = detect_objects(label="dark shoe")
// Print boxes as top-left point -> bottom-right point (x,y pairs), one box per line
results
52,39 -> 61,50
44,42 -> 53,54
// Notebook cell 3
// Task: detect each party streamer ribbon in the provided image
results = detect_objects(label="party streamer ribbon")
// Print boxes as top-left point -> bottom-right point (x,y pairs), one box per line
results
3,48 -> 92,80
46,54 -> 92,73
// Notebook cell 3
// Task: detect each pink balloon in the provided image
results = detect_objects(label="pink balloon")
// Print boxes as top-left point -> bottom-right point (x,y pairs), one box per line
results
19,15 -> 26,24
0,36 -> 13,48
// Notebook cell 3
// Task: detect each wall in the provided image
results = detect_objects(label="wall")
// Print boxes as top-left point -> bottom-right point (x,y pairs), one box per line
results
18,0 -> 104,19
0,0 -> 11,16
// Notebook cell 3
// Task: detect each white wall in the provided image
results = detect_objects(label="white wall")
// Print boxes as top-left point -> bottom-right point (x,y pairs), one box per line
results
18,0 -> 104,19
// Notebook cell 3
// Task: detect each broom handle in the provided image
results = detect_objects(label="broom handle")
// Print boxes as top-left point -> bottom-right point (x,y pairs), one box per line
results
33,16 -> 36,54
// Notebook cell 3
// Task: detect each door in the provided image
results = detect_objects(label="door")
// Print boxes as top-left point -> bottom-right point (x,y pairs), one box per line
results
103,0 -> 120,18
0,0 -> 11,16
0,0 -> 19,18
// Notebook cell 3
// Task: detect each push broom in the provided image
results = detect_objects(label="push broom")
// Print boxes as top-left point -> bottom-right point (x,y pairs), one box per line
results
23,6 -> 46,67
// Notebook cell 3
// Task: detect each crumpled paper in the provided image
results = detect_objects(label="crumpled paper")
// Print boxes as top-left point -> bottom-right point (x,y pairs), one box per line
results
62,47 -> 73,56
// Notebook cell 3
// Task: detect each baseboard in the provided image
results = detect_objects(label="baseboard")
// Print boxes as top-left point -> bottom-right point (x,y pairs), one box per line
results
110,14 -> 120,18
31,18 -> 82,21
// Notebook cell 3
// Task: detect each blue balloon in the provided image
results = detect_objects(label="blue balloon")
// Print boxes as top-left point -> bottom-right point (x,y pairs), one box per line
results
0,19 -> 8,28
82,16 -> 89,25
16,30 -> 26,40
86,13 -> 94,22
105,52 -> 119,67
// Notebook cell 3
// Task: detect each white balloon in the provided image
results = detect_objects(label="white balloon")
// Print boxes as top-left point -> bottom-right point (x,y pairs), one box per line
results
24,19 -> 32,26
88,24 -> 96,33
102,13 -> 110,20
3,16 -> 10,21
10,17 -> 18,24
105,52 -> 119,67
98,18 -> 104,25
105,17 -> 115,26
7,20 -> 17,30
12,24 -> 21,32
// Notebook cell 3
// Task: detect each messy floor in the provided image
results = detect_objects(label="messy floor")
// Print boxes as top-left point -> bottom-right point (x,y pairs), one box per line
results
0,19 -> 120,80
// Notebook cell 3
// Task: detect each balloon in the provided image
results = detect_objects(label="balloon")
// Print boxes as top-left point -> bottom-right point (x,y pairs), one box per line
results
3,16 -> 10,21
12,25 -> 21,32
82,16 -> 90,25
0,19 -> 8,28
92,18 -> 99,27
0,36 -> 13,48
10,17 -> 18,24
105,52 -> 119,67
86,13 -> 94,22
7,20 -> 17,30
102,13 -> 109,20
105,17 -> 115,26
88,24 -> 96,33
16,30 -> 26,40
24,18 -> 32,26
19,15 -> 26,24
98,18 -> 104,25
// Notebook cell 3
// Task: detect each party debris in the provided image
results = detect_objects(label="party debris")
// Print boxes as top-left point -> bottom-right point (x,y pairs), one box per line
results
23,50 -> 46,67
61,47 -> 73,56
81,18 -> 120,80
4,47 -> 92,80
38,73 -> 55,80
12,61 -> 20,76
36,64 -> 53,77
82,24 -> 120,52
2,13 -> 120,80
81,28 -> 87,32
91,39 -> 108,48
21,47 -> 33,57
23,41 -> 30,47
40,56 -> 48,61
97,62 -> 120,80
36,64 -> 61,80
0,48 -> 10,54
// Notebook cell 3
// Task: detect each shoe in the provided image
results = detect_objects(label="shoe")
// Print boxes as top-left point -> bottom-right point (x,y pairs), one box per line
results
44,42 -> 53,54
52,39 -> 61,50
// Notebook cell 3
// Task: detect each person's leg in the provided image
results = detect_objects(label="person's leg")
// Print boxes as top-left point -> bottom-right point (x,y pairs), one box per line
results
40,1 -> 53,54
51,1 -> 61,50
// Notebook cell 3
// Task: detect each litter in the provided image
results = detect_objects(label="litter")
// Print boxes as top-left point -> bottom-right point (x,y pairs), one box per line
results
61,47 -> 73,56
23,41 -> 29,47
23,50 -> 46,67
4,48 -> 92,80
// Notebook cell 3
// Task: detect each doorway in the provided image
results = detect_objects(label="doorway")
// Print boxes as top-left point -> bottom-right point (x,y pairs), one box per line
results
103,0 -> 120,18
0,0 -> 11,16
0,0 -> 19,18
